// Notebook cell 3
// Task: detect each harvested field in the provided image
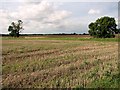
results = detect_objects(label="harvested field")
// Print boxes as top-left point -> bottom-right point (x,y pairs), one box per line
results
2,37 -> 119,88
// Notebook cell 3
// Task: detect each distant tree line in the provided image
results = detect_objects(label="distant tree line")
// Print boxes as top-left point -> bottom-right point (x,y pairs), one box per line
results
7,16 -> 119,38
2,33 -> 89,37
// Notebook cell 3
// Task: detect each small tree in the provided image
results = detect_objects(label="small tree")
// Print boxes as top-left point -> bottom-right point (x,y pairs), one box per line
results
8,20 -> 23,37
88,16 -> 118,38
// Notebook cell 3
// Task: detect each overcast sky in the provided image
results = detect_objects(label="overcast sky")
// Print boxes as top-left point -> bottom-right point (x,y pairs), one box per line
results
0,0 -> 119,34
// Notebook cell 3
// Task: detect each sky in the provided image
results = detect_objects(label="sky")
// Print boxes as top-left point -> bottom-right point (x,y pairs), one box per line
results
0,0 -> 119,34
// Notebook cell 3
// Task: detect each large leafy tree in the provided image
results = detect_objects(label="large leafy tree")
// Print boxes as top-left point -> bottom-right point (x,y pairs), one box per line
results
8,20 -> 23,37
88,16 -> 118,38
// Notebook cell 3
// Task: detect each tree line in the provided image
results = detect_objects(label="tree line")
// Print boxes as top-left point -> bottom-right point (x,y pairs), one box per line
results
8,16 -> 119,38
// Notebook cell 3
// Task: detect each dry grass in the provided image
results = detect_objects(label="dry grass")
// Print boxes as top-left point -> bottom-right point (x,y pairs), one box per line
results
2,37 -> 119,88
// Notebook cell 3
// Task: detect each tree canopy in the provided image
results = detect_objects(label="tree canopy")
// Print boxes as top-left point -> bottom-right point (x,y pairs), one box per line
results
8,20 -> 23,37
88,16 -> 118,38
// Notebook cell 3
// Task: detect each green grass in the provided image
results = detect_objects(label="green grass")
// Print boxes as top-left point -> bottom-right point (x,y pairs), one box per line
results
2,36 -> 120,42
89,74 -> 119,88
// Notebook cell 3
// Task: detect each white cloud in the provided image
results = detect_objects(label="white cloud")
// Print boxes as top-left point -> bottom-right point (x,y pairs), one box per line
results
0,10 -> 11,33
88,9 -> 100,15
1,1 -> 117,34
10,1 -> 55,20
45,10 -> 71,23
1,0 -> 76,34
1,0 -> 119,2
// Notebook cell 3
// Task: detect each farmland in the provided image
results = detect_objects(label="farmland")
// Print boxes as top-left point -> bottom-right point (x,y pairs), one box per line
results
2,35 -> 119,88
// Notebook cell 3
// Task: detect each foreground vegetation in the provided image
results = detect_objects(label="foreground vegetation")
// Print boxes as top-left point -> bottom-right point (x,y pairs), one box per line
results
2,36 -> 119,88
2,35 -> 120,42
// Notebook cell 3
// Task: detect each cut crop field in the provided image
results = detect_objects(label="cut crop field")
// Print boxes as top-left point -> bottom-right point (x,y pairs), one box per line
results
2,37 -> 119,88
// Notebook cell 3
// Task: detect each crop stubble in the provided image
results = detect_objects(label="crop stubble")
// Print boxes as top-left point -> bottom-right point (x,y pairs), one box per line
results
2,39 -> 118,88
